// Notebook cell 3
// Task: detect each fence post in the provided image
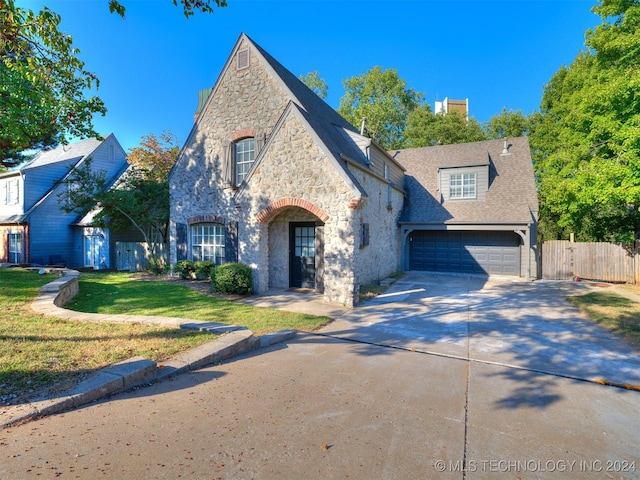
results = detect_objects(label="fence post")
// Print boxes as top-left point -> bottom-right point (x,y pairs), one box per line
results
636,240 -> 640,284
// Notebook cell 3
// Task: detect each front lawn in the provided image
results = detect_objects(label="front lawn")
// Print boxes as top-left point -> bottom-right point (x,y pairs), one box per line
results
65,272 -> 331,335
1,269 -> 330,404
0,269 -> 219,403
568,290 -> 640,351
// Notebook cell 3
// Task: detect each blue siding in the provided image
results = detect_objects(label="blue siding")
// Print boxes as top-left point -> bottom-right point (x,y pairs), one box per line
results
0,135 -> 129,268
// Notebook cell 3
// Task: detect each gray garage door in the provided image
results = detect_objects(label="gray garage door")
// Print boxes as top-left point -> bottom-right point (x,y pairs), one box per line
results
409,230 -> 521,276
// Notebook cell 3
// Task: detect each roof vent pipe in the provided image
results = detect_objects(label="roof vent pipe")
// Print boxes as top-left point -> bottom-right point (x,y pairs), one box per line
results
502,138 -> 510,155
360,117 -> 367,136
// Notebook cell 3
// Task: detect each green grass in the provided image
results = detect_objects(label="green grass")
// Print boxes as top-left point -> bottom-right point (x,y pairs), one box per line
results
568,291 -> 640,351
66,272 -> 331,335
0,269 -> 220,402
359,271 -> 404,302
1,269 -> 330,403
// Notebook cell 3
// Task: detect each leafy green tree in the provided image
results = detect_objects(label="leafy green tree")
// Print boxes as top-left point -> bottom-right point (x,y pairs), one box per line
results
404,105 -> 485,147
338,66 -> 425,149
60,162 -> 170,261
483,108 -> 532,139
0,0 -> 106,168
108,0 -> 228,18
531,0 -> 640,242
0,61 -> 59,169
299,71 -> 328,99
127,131 -> 180,182
59,131 -> 179,261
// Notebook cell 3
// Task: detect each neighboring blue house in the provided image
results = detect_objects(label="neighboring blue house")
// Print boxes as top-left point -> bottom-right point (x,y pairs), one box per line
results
0,134 -> 132,269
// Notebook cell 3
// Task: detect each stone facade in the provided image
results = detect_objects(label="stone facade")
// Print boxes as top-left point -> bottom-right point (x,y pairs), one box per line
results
169,35 -> 403,307
169,34 -> 539,307
349,166 -> 405,288
241,112 -> 359,305
170,38 -> 288,237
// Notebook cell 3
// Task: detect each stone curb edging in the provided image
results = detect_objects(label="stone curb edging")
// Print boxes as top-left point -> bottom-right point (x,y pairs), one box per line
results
1,270 -> 297,428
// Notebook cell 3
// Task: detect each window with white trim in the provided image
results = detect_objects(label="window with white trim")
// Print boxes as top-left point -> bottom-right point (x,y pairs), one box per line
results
4,179 -> 19,205
8,232 -> 21,263
191,223 -> 226,265
235,138 -> 255,185
449,173 -> 476,199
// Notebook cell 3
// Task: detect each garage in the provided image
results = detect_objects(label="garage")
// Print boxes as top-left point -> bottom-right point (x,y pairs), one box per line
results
409,230 -> 521,276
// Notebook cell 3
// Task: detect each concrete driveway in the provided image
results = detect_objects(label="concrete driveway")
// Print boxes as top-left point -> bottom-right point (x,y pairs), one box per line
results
1,273 -> 639,479
321,272 -> 640,387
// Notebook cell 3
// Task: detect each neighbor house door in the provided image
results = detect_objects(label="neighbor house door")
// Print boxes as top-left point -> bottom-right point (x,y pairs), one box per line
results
84,233 -> 107,269
289,222 -> 315,289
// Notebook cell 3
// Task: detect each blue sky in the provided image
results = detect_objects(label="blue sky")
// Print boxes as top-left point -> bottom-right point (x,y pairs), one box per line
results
22,0 -> 600,152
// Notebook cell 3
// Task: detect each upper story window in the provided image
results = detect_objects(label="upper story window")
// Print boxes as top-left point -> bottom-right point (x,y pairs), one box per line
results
4,179 -> 19,205
450,173 -> 476,199
235,138 -> 255,186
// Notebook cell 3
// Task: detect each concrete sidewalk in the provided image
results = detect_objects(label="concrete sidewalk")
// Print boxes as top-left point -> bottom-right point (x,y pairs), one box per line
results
1,270 -> 311,428
2,332 -> 638,479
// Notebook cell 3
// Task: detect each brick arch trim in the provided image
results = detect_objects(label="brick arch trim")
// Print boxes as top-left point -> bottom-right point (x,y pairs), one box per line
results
187,215 -> 227,225
256,198 -> 330,224
231,129 -> 256,142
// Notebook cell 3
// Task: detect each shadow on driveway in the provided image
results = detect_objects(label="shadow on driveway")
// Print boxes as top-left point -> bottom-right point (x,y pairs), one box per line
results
311,272 -> 640,409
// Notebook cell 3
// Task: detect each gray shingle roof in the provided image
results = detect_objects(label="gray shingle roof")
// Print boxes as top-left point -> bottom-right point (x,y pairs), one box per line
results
21,137 -> 104,170
244,34 -> 388,173
393,137 -> 538,225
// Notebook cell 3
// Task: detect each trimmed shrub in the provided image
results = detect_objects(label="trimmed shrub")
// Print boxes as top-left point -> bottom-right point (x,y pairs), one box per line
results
213,262 -> 253,295
194,260 -> 215,280
148,256 -> 166,276
175,260 -> 195,280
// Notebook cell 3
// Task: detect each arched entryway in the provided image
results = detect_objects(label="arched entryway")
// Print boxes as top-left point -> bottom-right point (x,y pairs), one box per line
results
257,199 -> 328,292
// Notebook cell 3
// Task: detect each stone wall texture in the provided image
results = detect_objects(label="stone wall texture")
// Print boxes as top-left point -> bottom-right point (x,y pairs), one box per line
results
169,38 -> 400,306
243,112 -> 361,305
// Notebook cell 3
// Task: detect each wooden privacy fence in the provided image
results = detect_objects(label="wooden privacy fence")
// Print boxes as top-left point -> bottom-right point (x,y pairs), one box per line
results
115,242 -> 167,272
542,240 -> 639,283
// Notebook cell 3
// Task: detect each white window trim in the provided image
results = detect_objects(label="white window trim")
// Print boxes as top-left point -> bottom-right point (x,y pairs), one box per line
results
8,232 -> 21,263
235,138 -> 255,186
190,223 -> 226,265
4,179 -> 19,205
449,173 -> 477,199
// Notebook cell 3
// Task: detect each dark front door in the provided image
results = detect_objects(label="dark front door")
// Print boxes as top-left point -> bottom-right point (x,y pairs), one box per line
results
290,222 -> 315,289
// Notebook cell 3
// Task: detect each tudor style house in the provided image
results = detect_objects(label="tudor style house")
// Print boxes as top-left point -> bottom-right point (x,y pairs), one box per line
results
0,134 -> 134,269
169,33 -> 538,307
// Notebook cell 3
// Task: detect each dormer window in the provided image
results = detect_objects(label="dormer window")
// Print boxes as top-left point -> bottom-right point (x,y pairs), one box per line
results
450,173 -> 476,199
235,138 -> 255,185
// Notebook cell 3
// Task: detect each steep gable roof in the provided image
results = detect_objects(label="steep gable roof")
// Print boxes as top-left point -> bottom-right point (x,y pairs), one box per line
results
236,101 -> 367,199
393,137 -> 538,225
177,33 -> 403,191
0,134 -> 125,224
21,136 -> 104,171
246,34 -> 405,174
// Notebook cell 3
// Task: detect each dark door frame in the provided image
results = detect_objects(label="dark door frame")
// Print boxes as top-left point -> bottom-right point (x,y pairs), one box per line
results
289,222 -> 316,289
